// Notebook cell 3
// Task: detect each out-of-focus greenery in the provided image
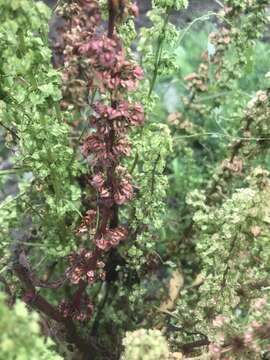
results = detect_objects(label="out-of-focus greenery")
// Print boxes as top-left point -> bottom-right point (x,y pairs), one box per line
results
156,20 -> 270,262
122,329 -> 169,360
147,0 -> 270,358
0,294 -> 62,360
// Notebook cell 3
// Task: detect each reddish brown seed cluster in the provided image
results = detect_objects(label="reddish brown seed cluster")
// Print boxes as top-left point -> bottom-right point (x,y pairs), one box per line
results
94,226 -> 128,251
66,248 -> 105,285
209,317 -> 270,358
58,0 -> 143,321
59,296 -> 94,322
55,0 -> 101,108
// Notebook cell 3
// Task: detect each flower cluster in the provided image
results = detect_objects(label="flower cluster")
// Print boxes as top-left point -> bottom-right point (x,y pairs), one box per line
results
56,0 -> 101,109
95,226 -> 128,251
246,90 -> 270,137
82,102 -> 143,164
56,0 -> 143,110
57,0 -> 144,321
208,301 -> 270,358
184,0 -> 267,105
184,23 -> 233,95
66,248 -> 105,285
80,35 -> 143,91
184,62 -> 209,93
58,296 -> 94,322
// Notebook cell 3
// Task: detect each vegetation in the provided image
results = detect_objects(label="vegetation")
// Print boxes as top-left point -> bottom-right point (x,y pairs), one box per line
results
0,0 -> 270,359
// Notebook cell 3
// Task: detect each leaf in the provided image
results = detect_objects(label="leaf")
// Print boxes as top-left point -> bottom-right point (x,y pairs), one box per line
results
159,269 -> 184,311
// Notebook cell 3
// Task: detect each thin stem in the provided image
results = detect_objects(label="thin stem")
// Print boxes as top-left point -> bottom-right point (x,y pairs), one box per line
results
221,233 -> 237,290
129,152 -> 139,175
181,339 -> 210,354
214,0 -> 224,8
0,167 -> 30,176
108,0 -> 117,38
151,153 -> 161,195
0,120 -> 20,140
177,12 -> 217,46
91,283 -> 110,336
148,7 -> 171,98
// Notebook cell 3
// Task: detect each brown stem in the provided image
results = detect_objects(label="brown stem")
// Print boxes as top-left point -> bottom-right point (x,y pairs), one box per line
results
181,339 -> 210,354
71,281 -> 87,309
12,250 -> 91,353
108,0 -> 117,38
13,262 -> 64,322
107,127 -> 119,229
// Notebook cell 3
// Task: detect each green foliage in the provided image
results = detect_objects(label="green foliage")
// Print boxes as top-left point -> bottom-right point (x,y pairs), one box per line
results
156,0 -> 270,259
0,0 -> 81,261
0,294 -> 62,360
153,0 -> 188,11
1,0 -> 270,359
172,168 -> 270,358
122,329 -> 169,360
128,123 -> 172,239
192,168 -> 270,317
158,0 -> 270,357
138,5 -> 181,83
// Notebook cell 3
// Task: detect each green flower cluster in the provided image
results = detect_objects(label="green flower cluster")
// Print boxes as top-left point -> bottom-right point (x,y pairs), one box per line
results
0,294 -> 62,360
0,0 -> 82,260
122,329 -> 169,360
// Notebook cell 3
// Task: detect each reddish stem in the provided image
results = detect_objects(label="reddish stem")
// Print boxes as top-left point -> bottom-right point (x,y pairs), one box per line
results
108,0 -> 116,38
13,253 -> 90,353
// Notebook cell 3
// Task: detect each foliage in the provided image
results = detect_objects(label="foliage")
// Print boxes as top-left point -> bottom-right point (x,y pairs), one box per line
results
0,0 -> 81,260
158,0 -> 270,358
0,0 -> 172,358
0,294 -> 62,360
176,168 -> 270,358
122,329 -> 169,360
1,0 -> 270,359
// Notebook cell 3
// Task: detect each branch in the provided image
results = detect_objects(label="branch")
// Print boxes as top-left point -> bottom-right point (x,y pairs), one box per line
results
220,233 -> 237,290
0,120 -> 20,140
185,346 -> 233,359
148,7 -> 171,98
12,249 -> 91,353
181,339 -> 210,354
13,258 -> 64,322
108,0 -> 117,38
